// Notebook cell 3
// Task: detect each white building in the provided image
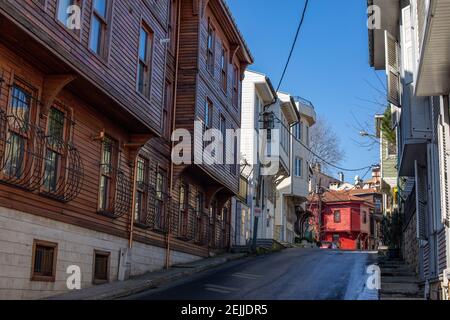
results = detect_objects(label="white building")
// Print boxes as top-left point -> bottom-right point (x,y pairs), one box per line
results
368,0 -> 450,299
235,70 -> 301,246
275,94 -> 316,243
234,70 -> 277,246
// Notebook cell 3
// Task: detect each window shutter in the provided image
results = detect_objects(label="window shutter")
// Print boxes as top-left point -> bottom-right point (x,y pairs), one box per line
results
385,31 -> 401,107
415,161 -> 427,240
438,114 -> 450,225
402,5 -> 414,84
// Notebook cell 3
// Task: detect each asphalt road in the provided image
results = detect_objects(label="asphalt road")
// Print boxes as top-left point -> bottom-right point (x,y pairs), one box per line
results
126,248 -> 379,300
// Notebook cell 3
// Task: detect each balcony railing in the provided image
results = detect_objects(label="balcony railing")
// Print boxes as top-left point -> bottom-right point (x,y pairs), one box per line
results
0,112 -> 84,202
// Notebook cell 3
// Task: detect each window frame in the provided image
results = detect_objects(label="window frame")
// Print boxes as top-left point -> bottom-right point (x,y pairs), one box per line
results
31,239 -> 58,282
220,46 -> 228,93
178,182 -> 189,235
3,81 -> 37,182
195,191 -> 204,218
136,22 -> 154,99
92,250 -> 110,285
206,18 -> 215,75
333,210 -> 341,223
232,65 -> 239,108
56,0 -> 83,37
98,135 -> 118,214
295,157 -> 303,177
205,98 -> 213,129
154,167 -> 167,231
134,156 -> 149,225
88,0 -> 111,59
42,104 -> 72,195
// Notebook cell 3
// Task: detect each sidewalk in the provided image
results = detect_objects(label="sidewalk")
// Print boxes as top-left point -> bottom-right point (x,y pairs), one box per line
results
49,253 -> 247,300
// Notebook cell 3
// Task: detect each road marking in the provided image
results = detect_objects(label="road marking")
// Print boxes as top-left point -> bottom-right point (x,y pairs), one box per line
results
232,273 -> 262,280
204,284 -> 238,294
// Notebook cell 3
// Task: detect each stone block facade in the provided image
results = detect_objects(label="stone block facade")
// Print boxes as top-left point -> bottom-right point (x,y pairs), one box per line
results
403,213 -> 420,275
0,207 -> 201,300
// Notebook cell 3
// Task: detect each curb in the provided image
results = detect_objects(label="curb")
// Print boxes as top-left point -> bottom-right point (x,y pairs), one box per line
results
54,253 -> 248,300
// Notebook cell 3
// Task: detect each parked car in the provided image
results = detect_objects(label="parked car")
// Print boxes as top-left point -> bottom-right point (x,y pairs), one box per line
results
320,242 -> 332,249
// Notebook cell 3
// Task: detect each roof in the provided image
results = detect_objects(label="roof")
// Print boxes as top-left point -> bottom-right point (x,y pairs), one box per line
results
218,0 -> 254,65
347,188 -> 380,196
308,190 -> 375,206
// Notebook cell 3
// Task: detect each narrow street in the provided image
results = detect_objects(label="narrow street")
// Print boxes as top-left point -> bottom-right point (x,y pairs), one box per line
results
127,249 -> 379,300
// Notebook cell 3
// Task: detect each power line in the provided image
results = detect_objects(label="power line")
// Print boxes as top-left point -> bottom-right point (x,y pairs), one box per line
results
268,0 -> 373,173
276,0 -> 309,92
268,112 -> 376,173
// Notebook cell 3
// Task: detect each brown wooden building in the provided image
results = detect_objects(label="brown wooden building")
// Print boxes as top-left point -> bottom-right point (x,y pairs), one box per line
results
0,0 -> 252,299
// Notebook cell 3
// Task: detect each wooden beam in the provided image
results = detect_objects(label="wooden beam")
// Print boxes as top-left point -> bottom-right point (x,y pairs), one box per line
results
41,74 -> 77,115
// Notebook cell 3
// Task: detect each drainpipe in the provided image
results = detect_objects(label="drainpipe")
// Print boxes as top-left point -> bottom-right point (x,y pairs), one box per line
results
166,0 -> 182,270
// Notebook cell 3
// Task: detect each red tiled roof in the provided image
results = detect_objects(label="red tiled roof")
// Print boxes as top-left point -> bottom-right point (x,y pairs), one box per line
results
308,190 -> 375,206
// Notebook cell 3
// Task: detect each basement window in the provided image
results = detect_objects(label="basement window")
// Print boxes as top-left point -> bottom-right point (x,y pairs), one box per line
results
31,240 -> 58,282
93,250 -> 110,284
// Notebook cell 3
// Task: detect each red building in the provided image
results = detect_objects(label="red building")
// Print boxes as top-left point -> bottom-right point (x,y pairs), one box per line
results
308,191 -> 374,250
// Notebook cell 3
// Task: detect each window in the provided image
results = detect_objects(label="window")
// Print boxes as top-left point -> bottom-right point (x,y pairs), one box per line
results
363,211 -> 368,224
93,250 -> 110,284
137,24 -> 153,98
220,115 -> 226,162
195,192 -> 204,217
205,99 -> 213,129
220,47 -> 227,92
232,137 -> 238,175
98,136 -> 116,212
232,65 -> 239,107
294,122 -> 302,141
134,157 -> 148,224
31,240 -> 57,282
57,0 -> 80,30
281,115 -> 289,152
168,0 -> 177,54
306,125 -> 310,146
4,84 -> 34,179
155,168 -> 167,230
179,182 -> 189,234
162,81 -> 172,138
89,0 -> 109,57
43,107 -> 67,193
334,210 -> 341,223
206,19 -> 215,74
295,158 -> 302,177
387,140 -> 396,157
209,200 -> 217,224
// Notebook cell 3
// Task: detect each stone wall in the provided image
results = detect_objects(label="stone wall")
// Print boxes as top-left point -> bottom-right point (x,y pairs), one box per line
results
0,207 -> 201,300
403,213 -> 420,275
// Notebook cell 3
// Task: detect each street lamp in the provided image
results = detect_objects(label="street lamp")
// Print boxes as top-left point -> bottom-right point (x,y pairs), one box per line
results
359,131 -> 377,138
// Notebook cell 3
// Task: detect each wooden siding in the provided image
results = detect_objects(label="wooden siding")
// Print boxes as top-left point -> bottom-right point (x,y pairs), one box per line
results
174,0 -> 249,195
0,0 -> 171,134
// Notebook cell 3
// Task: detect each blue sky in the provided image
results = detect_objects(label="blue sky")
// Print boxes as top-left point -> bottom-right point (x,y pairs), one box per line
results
227,0 -> 387,181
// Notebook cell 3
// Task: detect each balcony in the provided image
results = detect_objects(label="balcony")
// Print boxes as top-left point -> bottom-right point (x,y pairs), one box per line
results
415,0 -> 450,96
367,0 -> 400,70
397,84 -> 431,176
294,96 -> 317,125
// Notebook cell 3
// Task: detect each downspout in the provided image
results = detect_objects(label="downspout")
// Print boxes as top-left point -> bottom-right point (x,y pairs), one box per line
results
166,0 -> 182,269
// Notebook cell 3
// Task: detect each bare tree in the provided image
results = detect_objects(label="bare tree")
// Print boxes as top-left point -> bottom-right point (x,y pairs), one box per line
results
309,117 -> 345,173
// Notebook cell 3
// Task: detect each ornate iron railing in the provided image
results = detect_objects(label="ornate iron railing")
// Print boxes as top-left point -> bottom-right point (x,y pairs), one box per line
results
0,111 -> 46,190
